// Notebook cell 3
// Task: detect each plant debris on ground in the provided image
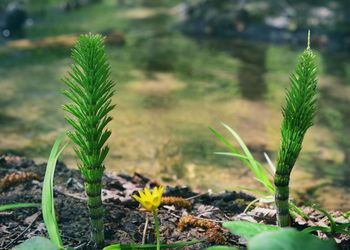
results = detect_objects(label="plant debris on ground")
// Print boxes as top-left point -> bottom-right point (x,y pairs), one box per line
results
0,154 -> 349,249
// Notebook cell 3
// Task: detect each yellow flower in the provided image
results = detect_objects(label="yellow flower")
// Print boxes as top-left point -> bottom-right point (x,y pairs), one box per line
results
133,186 -> 164,211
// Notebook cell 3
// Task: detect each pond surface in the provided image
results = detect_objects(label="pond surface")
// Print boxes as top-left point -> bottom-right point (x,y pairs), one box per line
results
0,1 -> 350,210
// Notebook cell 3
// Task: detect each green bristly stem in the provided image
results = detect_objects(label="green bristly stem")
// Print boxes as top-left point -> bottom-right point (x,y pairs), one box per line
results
63,34 -> 115,249
274,31 -> 317,227
152,209 -> 160,250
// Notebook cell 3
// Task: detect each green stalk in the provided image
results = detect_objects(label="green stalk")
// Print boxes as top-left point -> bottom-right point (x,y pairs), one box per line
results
274,176 -> 290,226
152,209 -> 160,250
274,31 -> 317,227
86,178 -> 104,248
63,34 -> 115,249
0,203 -> 39,212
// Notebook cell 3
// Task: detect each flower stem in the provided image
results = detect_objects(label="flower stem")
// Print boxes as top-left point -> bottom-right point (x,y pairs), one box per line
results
152,209 -> 160,250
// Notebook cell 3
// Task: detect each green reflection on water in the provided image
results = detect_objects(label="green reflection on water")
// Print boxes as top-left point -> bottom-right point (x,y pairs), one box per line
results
0,0 -> 350,210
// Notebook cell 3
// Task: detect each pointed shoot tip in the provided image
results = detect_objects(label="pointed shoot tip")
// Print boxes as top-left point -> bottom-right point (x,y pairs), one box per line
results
307,30 -> 311,50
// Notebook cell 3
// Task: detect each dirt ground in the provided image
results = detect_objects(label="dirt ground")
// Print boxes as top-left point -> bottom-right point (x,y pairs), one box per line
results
0,154 -> 349,250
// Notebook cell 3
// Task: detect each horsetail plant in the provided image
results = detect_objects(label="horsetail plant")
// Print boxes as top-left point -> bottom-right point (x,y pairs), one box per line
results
62,34 -> 115,249
210,123 -> 307,220
274,31 -> 317,227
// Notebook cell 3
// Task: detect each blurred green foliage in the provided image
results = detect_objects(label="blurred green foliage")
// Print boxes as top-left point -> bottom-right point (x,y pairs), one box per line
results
1,0 -> 350,199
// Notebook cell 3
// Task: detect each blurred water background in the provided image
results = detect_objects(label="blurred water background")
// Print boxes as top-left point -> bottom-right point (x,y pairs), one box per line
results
1,0 -> 350,209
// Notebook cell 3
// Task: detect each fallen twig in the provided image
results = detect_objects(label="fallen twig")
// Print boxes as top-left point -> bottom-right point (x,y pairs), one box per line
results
3,211 -> 40,249
186,192 -> 207,201
142,215 -> 149,244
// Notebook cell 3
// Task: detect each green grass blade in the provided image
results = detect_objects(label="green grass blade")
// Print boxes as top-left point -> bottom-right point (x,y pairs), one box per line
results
336,223 -> 350,229
0,203 -> 40,212
215,152 -> 274,178
211,124 -> 274,193
42,132 -> 68,248
289,201 -> 308,220
243,198 -> 260,213
209,127 -> 242,156
210,127 -> 252,171
335,229 -> 350,236
254,178 -> 274,192
259,196 -> 274,203
214,151 -> 251,160
255,161 -> 274,179
221,122 -> 273,190
243,194 -> 275,213
312,205 -> 337,232
103,240 -> 202,249
263,152 -> 276,173
206,246 -> 240,250
237,187 -> 270,197
302,226 -> 331,234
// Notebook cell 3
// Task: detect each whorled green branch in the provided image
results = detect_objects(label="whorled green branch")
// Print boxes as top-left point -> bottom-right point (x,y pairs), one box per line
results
62,33 -> 115,249
274,32 -> 318,227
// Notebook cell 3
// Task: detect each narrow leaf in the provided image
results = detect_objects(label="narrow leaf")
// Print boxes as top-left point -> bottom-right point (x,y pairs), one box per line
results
42,132 -> 67,248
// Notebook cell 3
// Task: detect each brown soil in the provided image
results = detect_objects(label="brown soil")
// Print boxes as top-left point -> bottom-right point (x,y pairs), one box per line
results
0,154 -> 349,250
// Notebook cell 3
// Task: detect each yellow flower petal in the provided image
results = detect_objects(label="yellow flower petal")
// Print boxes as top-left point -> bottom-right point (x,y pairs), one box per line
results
133,194 -> 142,203
133,186 -> 164,211
138,190 -> 146,199
152,195 -> 161,207
144,188 -> 152,198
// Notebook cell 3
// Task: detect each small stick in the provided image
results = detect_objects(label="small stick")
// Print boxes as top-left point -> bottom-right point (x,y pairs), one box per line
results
161,206 -> 180,218
192,216 -> 225,224
74,242 -> 88,250
55,188 -> 122,207
4,212 -> 40,249
223,213 -> 233,220
54,187 -> 87,201
185,192 -> 207,201
142,215 -> 149,244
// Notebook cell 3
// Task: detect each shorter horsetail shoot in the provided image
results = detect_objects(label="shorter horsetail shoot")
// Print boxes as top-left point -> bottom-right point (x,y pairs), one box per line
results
275,31 -> 318,227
